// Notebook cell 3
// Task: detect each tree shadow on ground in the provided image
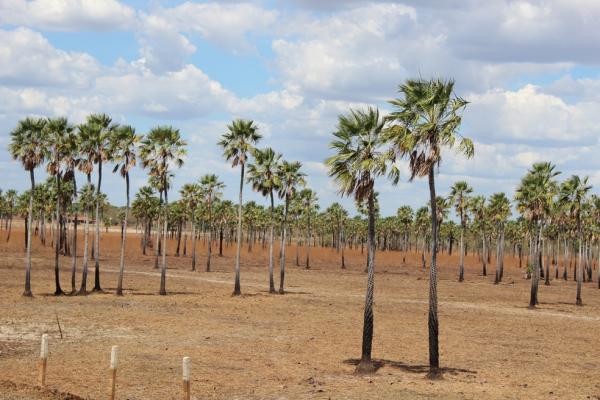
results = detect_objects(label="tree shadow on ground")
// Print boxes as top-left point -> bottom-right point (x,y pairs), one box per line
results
129,290 -> 197,296
343,358 -> 476,376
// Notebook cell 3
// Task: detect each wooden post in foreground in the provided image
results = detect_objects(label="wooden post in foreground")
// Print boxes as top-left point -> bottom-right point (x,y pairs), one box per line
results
38,334 -> 48,387
109,345 -> 119,400
182,356 -> 191,400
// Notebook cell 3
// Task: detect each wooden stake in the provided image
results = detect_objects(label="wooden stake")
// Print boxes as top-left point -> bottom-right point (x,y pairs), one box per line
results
109,345 -> 119,400
38,334 -> 48,387
182,356 -> 190,400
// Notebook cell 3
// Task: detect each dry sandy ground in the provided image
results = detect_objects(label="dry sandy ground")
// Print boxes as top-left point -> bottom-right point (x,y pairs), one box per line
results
1,227 -> 599,399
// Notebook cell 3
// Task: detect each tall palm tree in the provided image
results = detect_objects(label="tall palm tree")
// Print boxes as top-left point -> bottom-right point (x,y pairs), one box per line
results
469,195 -> 488,276
396,205 -> 413,263
180,183 -> 203,271
9,117 -> 47,297
300,189 -> 319,269
79,114 -> 117,292
5,189 -> 17,243
218,119 -> 262,296
45,117 -> 77,296
326,203 -> 349,269
515,162 -> 560,308
61,129 -> 81,294
488,193 -> 511,284
326,107 -> 399,374
200,174 -> 225,272
247,147 -> 281,292
76,122 -> 96,294
449,181 -> 473,282
276,160 -> 306,294
385,78 -> 473,377
559,175 -> 591,305
140,126 -> 186,295
110,125 -> 141,296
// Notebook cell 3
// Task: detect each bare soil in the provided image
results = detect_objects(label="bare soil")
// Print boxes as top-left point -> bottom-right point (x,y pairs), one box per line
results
1,226 -> 599,399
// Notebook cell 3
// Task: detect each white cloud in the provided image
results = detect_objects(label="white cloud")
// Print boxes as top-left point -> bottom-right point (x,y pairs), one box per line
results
0,0 -> 135,31
0,27 -> 101,88
467,85 -> 600,144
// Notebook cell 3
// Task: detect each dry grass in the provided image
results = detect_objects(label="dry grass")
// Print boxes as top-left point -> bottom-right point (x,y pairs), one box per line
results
1,225 -> 599,399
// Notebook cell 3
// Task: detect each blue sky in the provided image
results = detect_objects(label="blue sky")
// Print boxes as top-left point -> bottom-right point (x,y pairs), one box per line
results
2,0 -> 600,216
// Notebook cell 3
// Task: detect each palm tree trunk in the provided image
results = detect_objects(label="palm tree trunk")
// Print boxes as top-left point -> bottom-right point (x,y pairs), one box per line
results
481,233 -> 487,276
494,227 -> 501,284
427,167 -> 440,377
191,214 -> 197,271
233,164 -> 245,296
6,214 -> 12,242
116,171 -> 130,296
175,219 -> 182,256
576,221 -> 583,305
341,225 -> 346,269
54,170 -> 64,296
206,199 -> 213,272
154,190 -> 163,269
529,222 -> 542,308
93,160 -> 102,292
160,181 -> 169,296
78,202 -> 90,294
305,207 -> 311,270
356,190 -> 376,374
279,195 -> 289,294
268,191 -> 276,293
70,177 -> 78,293
23,169 -> 35,297
458,223 -> 465,282
499,227 -> 505,281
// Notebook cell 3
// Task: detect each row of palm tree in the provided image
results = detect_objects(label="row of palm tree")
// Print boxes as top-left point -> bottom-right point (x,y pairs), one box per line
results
6,77 -> 599,379
9,114 -> 186,296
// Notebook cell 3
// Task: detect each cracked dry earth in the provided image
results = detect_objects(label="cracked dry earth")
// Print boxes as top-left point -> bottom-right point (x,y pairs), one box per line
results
1,227 -> 600,399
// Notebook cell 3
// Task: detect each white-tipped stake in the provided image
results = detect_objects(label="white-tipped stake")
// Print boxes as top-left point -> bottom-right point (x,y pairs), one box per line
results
38,334 -> 48,386
40,334 -> 48,358
110,346 -> 119,370
109,346 -> 119,400
182,356 -> 191,400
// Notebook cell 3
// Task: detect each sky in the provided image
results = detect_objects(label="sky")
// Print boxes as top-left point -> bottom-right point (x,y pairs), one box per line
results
1,0 -> 600,216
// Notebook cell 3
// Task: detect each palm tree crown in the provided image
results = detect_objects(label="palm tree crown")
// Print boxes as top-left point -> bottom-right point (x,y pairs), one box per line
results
9,117 -> 47,171
327,107 -> 399,201
385,78 -> 474,179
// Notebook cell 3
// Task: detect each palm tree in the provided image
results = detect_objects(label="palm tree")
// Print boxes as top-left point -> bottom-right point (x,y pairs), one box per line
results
559,175 -> 591,305
110,125 -> 141,296
45,117 -> 76,296
515,162 -> 560,308
396,205 -> 413,263
9,117 -> 47,296
5,189 -> 17,243
326,203 -> 349,269
76,122 -> 96,294
200,174 -> 225,272
132,186 -> 160,255
247,148 -> 281,292
386,78 -> 473,377
79,114 -> 117,292
469,195 -> 488,276
276,160 -> 306,294
180,183 -> 203,271
60,129 -> 81,294
140,126 -> 186,295
326,107 -> 399,374
300,189 -> 319,269
218,119 -> 262,296
488,193 -> 511,284
449,181 -> 473,282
